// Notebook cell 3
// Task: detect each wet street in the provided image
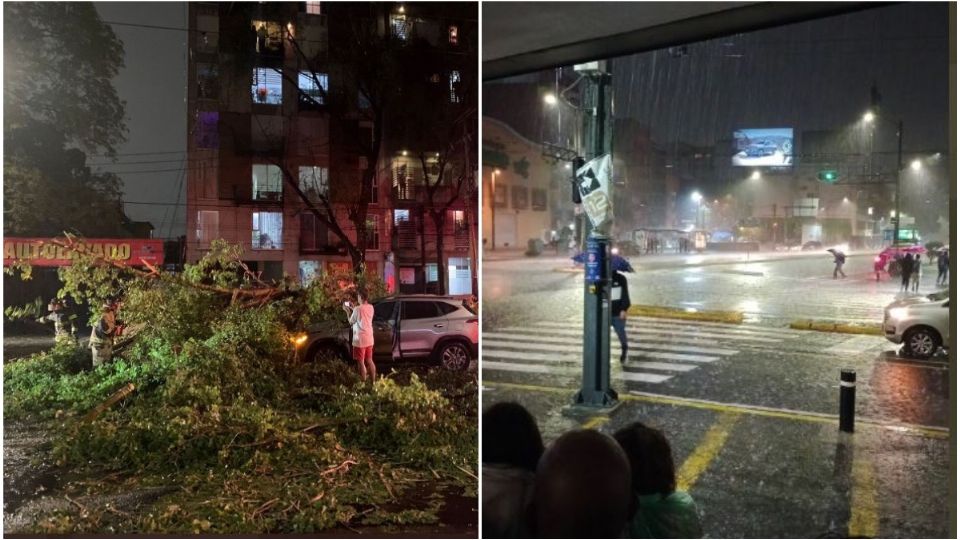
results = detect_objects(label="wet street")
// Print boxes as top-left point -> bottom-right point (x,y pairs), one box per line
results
482,250 -> 951,538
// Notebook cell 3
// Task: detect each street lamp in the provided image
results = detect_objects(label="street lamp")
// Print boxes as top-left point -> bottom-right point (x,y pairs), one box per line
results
543,93 -> 558,106
910,159 -> 922,171
490,168 -> 500,251
691,191 -> 703,229
862,110 -> 905,246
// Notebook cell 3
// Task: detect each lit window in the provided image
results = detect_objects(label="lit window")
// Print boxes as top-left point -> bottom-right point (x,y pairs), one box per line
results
252,20 -> 284,54
394,209 -> 410,225
299,260 -> 320,285
426,263 -> 438,283
448,25 -> 458,45
390,14 -> 409,41
298,71 -> 328,106
298,166 -> 329,200
251,67 -> 282,104
252,212 -> 283,250
305,1 -> 321,15
366,214 -> 381,250
196,210 -> 219,244
252,164 -> 283,200
452,210 -> 468,233
449,70 -> 461,103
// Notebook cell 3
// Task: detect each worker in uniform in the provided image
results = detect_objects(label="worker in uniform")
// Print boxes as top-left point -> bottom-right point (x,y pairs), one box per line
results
37,299 -> 75,344
90,300 -> 123,367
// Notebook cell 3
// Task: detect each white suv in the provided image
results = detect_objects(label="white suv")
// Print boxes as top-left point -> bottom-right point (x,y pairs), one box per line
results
883,291 -> 951,359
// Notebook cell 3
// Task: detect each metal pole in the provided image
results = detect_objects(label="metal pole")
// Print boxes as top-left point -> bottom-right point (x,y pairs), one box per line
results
839,369 -> 856,433
490,171 -> 496,251
894,120 -> 902,246
574,70 -> 616,408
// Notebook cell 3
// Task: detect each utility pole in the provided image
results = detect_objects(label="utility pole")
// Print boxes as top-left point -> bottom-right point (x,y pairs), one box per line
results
573,63 -> 617,409
894,120 -> 903,246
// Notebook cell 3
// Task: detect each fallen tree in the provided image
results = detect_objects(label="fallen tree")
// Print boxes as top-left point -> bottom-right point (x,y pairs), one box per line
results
4,239 -> 477,535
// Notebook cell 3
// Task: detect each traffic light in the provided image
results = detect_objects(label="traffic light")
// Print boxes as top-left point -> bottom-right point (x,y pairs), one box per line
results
818,170 -> 839,183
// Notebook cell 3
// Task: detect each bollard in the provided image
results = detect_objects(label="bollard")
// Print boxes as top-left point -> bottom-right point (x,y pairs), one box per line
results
839,369 -> 856,433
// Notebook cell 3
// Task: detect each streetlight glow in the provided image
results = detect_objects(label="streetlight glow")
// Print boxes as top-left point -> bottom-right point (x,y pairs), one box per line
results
543,93 -> 558,106
862,111 -> 875,123
750,171 -> 761,181
691,191 -> 703,202
910,159 -> 922,171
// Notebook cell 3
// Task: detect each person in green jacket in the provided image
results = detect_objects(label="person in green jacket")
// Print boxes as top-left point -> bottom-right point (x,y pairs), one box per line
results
614,422 -> 704,539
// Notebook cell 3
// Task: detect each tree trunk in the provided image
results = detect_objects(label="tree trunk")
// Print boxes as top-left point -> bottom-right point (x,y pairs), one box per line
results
419,206 -> 427,293
430,210 -> 447,295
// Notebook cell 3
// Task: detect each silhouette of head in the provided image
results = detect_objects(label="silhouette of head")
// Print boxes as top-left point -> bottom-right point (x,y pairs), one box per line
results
614,422 -> 677,497
533,429 -> 632,538
482,402 -> 543,471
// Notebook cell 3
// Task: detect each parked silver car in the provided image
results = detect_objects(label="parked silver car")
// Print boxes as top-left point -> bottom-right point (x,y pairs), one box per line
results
883,290 -> 951,359
302,295 -> 478,370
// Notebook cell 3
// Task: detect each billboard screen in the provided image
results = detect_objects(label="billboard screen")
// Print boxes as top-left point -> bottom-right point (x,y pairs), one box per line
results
732,128 -> 793,167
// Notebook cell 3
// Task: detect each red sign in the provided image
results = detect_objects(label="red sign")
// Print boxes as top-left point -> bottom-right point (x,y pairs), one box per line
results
3,237 -> 164,267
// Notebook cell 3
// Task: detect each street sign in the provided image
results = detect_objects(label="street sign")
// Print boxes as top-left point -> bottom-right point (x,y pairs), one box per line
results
584,237 -> 602,282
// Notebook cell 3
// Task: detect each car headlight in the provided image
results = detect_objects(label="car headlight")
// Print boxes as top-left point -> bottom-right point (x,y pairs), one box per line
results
887,308 -> 909,321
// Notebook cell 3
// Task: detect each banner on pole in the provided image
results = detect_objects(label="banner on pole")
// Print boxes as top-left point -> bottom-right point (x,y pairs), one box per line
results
576,154 -> 614,231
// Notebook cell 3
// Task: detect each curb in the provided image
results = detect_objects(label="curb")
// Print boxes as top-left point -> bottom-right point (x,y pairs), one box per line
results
788,320 -> 883,335
552,266 -> 583,273
628,305 -> 743,324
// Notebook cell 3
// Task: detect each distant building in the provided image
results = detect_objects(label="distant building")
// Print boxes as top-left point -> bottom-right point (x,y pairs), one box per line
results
185,2 -> 476,294
482,117 -> 559,251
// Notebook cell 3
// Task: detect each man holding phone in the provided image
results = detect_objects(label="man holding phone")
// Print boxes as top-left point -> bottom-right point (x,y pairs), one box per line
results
344,288 -> 376,382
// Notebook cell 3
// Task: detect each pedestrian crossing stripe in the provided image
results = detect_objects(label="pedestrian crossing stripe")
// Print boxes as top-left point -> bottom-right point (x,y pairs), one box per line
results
482,360 -> 673,384
483,344 -> 720,363
484,332 -> 738,356
481,349 -> 708,370
532,321 -> 784,343
494,327 -> 724,346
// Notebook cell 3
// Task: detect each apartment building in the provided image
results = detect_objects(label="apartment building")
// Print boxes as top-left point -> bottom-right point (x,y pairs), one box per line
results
185,2 -> 476,295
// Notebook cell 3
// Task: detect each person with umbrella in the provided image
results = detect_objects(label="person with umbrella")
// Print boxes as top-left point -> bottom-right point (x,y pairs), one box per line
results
571,252 -> 635,363
828,248 -> 846,279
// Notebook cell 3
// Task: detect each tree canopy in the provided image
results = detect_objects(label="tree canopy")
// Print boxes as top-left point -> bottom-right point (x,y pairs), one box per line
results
3,2 -> 133,237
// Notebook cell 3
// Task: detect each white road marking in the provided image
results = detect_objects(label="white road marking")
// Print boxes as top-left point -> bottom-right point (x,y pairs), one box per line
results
483,360 -> 673,384
480,349 -> 699,372
484,332 -> 738,356
483,343 -> 720,364
533,320 -> 783,343
497,326 -> 722,346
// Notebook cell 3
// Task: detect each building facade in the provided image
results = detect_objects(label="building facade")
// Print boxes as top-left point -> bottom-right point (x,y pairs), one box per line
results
185,2 -> 476,294
481,117 -> 559,251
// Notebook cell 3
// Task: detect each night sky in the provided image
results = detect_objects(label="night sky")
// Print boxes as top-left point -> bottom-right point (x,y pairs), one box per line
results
93,2 -> 187,238
611,3 -> 949,154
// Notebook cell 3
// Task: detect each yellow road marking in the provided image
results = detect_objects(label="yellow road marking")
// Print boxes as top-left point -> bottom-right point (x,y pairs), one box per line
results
676,412 -> 740,492
582,416 -> 609,430
483,381 -> 950,439
849,458 -> 879,537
